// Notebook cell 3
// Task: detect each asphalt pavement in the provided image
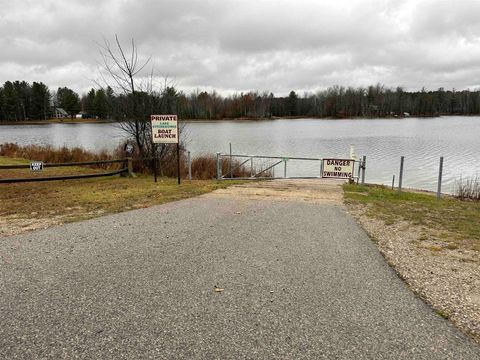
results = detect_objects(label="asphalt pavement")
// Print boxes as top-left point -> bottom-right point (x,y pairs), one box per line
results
1,182 -> 479,359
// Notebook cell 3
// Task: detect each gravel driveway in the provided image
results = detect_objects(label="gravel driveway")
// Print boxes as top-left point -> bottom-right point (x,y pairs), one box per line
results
1,181 -> 479,359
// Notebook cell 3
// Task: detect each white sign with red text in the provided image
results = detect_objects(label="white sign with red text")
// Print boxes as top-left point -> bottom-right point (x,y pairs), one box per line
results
322,158 -> 355,179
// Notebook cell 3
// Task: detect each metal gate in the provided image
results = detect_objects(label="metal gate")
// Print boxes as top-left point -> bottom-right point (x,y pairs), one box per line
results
215,153 -> 366,182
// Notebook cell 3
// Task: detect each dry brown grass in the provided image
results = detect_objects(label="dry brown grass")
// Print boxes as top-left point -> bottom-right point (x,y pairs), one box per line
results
0,144 -> 125,180
0,143 -> 113,164
190,155 -> 255,180
0,143 -> 257,180
455,176 -> 480,201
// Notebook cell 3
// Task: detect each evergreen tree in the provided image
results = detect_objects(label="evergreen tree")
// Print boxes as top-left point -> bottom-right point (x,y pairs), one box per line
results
93,88 -> 108,118
162,86 -> 180,114
13,81 -> 31,120
105,86 -> 115,118
2,81 -> 17,121
30,82 -> 50,120
57,87 -> 81,119
286,90 -> 299,116
83,88 -> 95,114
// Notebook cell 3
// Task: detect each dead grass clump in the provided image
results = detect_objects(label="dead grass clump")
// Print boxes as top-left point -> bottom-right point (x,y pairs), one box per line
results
190,155 -> 255,180
454,176 -> 480,201
191,155 -> 217,179
0,143 -> 114,167
0,143 -> 256,180
133,155 -> 255,180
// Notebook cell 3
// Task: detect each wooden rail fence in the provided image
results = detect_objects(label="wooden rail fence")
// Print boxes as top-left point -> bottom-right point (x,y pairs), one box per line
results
0,158 -> 133,184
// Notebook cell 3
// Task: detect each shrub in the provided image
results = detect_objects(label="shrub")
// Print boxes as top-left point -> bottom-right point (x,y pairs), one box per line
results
0,143 -> 257,180
454,176 -> 480,201
0,143 -> 114,168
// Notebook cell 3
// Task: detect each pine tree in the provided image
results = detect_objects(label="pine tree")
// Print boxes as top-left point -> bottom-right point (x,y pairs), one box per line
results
93,88 -> 108,118
57,87 -> 80,119
30,82 -> 50,120
84,88 -> 95,114
13,81 -> 31,120
2,81 -> 17,121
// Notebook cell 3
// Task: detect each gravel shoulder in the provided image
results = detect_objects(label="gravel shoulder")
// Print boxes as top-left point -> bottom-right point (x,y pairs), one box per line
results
346,203 -> 480,344
1,180 -> 479,358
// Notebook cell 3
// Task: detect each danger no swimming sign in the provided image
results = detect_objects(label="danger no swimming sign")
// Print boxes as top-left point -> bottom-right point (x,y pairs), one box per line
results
322,158 -> 355,179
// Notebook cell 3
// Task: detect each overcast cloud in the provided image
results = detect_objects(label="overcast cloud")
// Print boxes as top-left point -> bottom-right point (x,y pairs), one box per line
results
1,0 -> 480,95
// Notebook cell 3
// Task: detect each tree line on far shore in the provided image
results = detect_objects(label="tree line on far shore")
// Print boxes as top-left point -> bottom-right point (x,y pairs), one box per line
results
0,81 -> 114,121
1,80 -> 480,122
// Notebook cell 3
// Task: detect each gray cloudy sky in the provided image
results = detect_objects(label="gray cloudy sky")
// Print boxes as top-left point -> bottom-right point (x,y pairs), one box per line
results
1,0 -> 480,95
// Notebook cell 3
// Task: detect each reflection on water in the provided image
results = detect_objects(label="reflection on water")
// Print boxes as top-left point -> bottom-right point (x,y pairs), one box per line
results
1,116 -> 479,193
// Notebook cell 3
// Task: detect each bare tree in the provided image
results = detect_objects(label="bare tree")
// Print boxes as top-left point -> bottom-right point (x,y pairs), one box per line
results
97,35 -> 152,156
96,35 -> 187,176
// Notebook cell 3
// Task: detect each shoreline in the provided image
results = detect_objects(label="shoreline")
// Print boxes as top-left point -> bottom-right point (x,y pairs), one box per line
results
0,118 -> 117,126
180,114 -> 441,122
3,114 -> 474,126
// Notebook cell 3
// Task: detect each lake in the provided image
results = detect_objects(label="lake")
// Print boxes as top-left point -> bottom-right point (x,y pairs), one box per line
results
1,116 -> 479,193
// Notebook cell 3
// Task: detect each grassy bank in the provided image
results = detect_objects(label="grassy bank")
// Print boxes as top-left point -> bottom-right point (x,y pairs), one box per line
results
343,184 -> 480,252
1,175 -> 231,221
0,155 -> 242,236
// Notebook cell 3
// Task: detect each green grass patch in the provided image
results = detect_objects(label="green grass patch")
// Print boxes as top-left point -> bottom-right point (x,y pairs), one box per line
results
1,175 -> 239,220
436,309 -> 450,320
343,183 -> 480,252
1,155 -> 244,231
0,156 -> 30,165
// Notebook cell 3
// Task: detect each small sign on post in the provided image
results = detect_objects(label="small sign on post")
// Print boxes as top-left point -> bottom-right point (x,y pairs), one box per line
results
322,158 -> 355,179
30,161 -> 44,172
124,143 -> 134,155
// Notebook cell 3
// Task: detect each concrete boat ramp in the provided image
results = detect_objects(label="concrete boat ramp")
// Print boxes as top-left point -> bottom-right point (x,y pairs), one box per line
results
1,180 -> 479,359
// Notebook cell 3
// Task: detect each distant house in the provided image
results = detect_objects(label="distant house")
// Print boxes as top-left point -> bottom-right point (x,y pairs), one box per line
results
53,107 -> 68,118
75,112 -> 95,119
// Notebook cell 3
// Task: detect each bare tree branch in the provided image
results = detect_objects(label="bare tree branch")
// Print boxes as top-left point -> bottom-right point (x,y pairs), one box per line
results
96,35 -> 185,174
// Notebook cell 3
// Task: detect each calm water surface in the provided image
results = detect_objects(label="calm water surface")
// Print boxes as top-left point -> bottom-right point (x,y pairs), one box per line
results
1,116 -> 479,193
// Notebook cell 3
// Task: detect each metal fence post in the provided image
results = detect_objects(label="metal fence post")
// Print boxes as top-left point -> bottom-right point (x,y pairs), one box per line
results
437,156 -> 444,200
398,156 -> 404,192
356,159 -> 361,184
216,152 -> 221,180
391,175 -> 395,190
361,155 -> 366,185
284,159 -> 287,178
250,156 -> 253,178
229,143 -> 232,179
187,151 -> 192,181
